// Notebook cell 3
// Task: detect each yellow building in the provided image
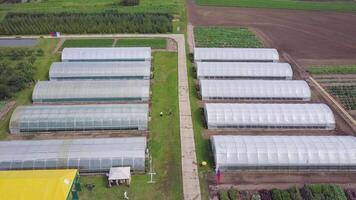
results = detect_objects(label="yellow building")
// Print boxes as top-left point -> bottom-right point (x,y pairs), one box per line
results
0,169 -> 80,200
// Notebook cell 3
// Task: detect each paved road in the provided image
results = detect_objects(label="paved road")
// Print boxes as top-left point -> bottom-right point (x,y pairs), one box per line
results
0,34 -> 202,200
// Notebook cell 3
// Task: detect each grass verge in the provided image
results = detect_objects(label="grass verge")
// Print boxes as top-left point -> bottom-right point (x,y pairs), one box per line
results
115,38 -> 167,49
307,65 -> 356,74
0,39 -> 59,139
61,39 -> 114,49
194,27 -> 262,48
196,0 -> 356,12
80,51 -> 183,199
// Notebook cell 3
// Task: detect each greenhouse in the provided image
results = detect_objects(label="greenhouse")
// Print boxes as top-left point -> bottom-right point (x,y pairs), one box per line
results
0,137 -> 147,171
196,62 -> 293,80
32,80 -> 150,103
211,135 -> 356,170
62,47 -> 151,62
49,61 -> 151,80
194,48 -> 279,62
204,103 -> 335,130
9,104 -> 149,134
199,80 -> 311,100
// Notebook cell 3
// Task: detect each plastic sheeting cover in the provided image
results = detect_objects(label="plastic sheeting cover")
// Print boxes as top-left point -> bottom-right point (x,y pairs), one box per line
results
0,137 -> 147,171
196,62 -> 292,79
200,80 -> 311,100
211,135 -> 356,170
204,103 -> 335,130
194,48 -> 279,62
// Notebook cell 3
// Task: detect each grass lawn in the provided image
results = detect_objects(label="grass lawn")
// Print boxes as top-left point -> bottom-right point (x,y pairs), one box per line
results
0,0 -> 182,15
194,27 -> 262,48
116,38 -> 167,49
0,39 -> 59,139
196,0 -> 356,12
79,51 -> 183,199
307,65 -> 356,74
61,39 -> 114,50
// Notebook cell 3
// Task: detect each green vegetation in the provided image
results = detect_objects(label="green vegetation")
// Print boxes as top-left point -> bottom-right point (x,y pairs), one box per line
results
0,0 -> 182,15
307,65 -> 356,74
116,38 -> 167,49
194,27 -> 262,48
80,52 -> 182,199
122,0 -> 140,6
301,184 -> 347,200
196,0 -> 356,12
61,39 -> 114,50
0,39 -> 59,139
0,101 -> 6,111
0,12 -> 173,35
328,85 -> 356,110
218,190 -> 230,200
271,188 -> 292,200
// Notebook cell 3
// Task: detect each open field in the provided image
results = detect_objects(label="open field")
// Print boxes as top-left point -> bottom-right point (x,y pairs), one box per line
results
80,51 -> 182,199
194,27 -> 262,48
187,0 -> 356,63
116,38 -> 167,49
195,0 -> 356,12
61,39 -> 114,49
307,65 -> 356,74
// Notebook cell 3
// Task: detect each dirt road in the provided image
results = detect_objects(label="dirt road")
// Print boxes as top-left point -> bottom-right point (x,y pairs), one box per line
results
187,0 -> 356,65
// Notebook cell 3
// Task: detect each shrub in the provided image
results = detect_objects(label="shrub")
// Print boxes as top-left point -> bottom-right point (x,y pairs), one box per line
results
259,189 -> 272,200
218,190 -> 230,200
252,194 -> 262,200
302,184 -> 347,200
0,12 -> 173,35
288,187 -> 303,200
228,187 -> 238,200
271,189 -> 291,200
121,0 -> 139,6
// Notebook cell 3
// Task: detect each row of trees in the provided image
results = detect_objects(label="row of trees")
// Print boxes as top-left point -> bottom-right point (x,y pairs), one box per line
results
0,12 -> 173,35
218,185 -> 349,200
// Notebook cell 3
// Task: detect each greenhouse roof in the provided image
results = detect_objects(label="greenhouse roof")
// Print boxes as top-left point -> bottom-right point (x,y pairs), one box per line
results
10,104 -> 149,133
0,169 -> 77,200
211,135 -> 356,170
32,80 -> 150,102
49,61 -> 151,80
204,103 -> 335,129
194,48 -> 279,62
196,62 -> 293,79
0,137 -> 146,171
200,80 -> 311,100
62,47 -> 151,61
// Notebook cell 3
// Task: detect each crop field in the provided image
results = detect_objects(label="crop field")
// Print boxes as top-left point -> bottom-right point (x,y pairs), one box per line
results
61,39 -> 114,49
116,38 -> 167,49
194,27 -> 262,48
195,0 -> 356,12
80,52 -> 182,200
308,65 -> 356,119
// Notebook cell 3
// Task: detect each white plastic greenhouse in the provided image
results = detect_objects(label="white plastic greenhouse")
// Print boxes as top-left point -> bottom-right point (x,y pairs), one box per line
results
199,80 -> 311,100
0,137 -> 147,171
194,48 -> 279,62
49,61 -> 151,80
62,47 -> 151,62
211,135 -> 356,170
9,104 -> 149,134
204,103 -> 335,130
32,80 -> 150,103
196,62 -> 293,80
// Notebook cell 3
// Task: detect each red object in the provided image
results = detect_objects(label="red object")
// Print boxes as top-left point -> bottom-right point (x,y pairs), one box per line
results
215,168 -> 221,184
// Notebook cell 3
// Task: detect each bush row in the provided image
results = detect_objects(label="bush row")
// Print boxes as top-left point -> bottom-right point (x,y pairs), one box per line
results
0,12 -> 173,35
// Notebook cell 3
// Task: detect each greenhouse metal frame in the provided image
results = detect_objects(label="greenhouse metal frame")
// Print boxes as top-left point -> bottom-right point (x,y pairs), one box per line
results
62,47 -> 152,62
196,62 -> 293,80
194,48 -> 279,62
49,61 -> 151,80
0,137 -> 147,171
204,103 -> 335,130
32,80 -> 150,103
211,135 -> 356,170
199,80 -> 311,100
9,104 -> 149,134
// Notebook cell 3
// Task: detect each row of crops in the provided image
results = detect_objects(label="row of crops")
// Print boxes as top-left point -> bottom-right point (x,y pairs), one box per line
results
0,12 -> 173,35
194,27 -> 263,48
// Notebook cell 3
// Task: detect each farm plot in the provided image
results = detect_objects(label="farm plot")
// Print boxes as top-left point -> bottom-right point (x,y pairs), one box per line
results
61,39 -> 114,50
308,65 -> 356,119
194,27 -> 262,48
116,38 -> 167,49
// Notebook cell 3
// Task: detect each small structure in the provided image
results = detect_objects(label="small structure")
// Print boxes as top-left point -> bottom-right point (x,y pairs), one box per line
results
108,167 -> 131,187
0,169 -> 80,200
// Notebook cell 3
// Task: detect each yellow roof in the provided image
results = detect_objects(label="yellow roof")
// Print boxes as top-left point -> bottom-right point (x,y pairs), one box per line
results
0,169 -> 77,200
